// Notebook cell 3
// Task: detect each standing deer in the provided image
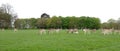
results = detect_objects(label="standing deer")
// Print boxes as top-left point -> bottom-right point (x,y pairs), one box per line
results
14,28 -> 17,32
55,29 -> 60,33
67,29 -> 79,34
101,29 -> 113,35
73,29 -> 79,34
39,29 -> 46,34
2,28 -> 4,31
113,30 -> 120,34
83,29 -> 91,34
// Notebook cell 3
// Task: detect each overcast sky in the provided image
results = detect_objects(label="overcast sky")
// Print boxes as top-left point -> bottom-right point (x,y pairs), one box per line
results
0,0 -> 120,23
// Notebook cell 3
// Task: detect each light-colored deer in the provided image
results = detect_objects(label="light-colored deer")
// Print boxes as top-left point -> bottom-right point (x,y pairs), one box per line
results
2,28 -> 4,31
14,28 -> 17,32
67,29 -> 79,34
47,29 -> 55,34
102,29 -> 113,35
39,29 -> 46,34
83,29 -> 91,34
113,30 -> 120,34
55,29 -> 60,33
74,29 -> 79,34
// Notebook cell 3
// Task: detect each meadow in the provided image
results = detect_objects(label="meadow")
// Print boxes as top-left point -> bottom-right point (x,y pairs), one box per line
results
0,30 -> 120,51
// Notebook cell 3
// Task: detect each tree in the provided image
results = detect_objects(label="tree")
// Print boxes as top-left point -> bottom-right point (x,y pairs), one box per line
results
14,19 -> 21,29
78,16 -> 101,29
36,18 -> 47,29
0,11 -> 12,29
107,18 -> 116,29
51,16 -> 62,28
46,16 -> 62,28
15,16 -> 101,29
29,18 -> 37,29
1,4 -> 13,14
0,3 -> 17,29
102,18 -> 119,29
61,17 -> 69,29
68,16 -> 78,29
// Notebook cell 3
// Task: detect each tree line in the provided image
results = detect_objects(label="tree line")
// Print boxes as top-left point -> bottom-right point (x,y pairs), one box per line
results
101,18 -> 120,29
3,3 -> 120,30
14,16 -> 101,29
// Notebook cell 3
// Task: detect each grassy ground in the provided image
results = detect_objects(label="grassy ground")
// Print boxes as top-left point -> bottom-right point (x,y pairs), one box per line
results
0,30 -> 120,51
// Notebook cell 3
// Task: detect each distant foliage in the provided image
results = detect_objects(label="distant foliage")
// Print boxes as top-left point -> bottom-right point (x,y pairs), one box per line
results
8,16 -> 102,29
15,18 -> 37,29
78,16 -> 101,29
36,16 -> 101,29
101,18 -> 120,29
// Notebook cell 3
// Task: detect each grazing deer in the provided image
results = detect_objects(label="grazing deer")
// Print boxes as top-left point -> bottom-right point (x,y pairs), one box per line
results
67,29 -> 73,33
90,29 -> 97,34
102,29 -> 113,35
47,28 -> 55,34
67,29 -> 79,34
83,29 -> 91,34
48,29 -> 61,34
14,28 -> 17,32
55,29 -> 60,33
73,29 -> 79,34
39,29 -> 46,34
113,30 -> 120,34
2,28 -> 4,31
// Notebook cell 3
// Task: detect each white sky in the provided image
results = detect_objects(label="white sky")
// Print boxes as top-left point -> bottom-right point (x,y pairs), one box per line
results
0,0 -> 120,23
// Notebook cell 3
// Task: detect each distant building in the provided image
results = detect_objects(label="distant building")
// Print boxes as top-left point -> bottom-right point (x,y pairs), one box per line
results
41,13 -> 50,18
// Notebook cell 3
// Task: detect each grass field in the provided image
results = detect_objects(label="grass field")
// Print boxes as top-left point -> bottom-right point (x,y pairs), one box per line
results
0,30 -> 120,51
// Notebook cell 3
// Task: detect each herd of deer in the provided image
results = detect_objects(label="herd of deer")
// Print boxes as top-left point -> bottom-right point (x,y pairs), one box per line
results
39,28 -> 120,35
1,28 -> 120,35
39,29 -> 61,34
101,29 -> 120,35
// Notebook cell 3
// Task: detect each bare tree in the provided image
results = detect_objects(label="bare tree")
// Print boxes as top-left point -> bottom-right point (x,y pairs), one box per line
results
1,3 -> 13,14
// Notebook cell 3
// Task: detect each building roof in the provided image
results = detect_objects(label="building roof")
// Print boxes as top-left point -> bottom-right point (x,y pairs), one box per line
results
41,13 -> 50,18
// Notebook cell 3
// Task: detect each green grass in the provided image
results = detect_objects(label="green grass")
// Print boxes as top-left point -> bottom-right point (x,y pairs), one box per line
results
0,30 -> 120,51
